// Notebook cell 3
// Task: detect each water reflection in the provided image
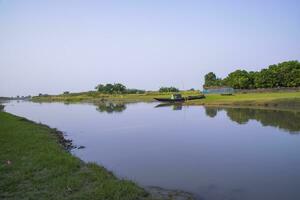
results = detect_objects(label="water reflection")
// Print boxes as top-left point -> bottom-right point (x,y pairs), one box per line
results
204,107 -> 219,118
155,103 -> 183,110
204,106 -> 300,133
95,102 -> 126,113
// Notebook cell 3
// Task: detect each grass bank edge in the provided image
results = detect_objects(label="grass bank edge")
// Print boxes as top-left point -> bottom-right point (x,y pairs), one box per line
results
0,111 -> 154,200
183,92 -> 300,109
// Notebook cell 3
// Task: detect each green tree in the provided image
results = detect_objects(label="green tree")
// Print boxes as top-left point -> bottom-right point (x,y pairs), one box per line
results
159,87 -> 179,93
277,61 -> 300,87
204,72 -> 223,87
223,70 -> 252,89
95,83 -> 127,94
113,83 -> 126,94
204,60 -> 300,89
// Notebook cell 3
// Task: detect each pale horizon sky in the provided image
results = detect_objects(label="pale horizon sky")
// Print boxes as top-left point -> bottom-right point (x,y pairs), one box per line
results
1,0 -> 300,96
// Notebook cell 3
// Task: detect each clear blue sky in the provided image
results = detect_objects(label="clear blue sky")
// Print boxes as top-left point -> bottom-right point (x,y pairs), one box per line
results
1,0 -> 300,96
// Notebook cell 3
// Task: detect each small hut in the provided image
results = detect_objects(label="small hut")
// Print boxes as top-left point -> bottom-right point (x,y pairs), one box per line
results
202,86 -> 234,95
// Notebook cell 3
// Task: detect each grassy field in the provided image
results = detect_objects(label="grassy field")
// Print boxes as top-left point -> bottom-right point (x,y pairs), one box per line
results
0,111 -> 152,200
184,92 -> 300,109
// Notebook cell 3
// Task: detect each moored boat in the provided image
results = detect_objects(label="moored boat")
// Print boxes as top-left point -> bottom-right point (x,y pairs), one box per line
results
154,94 -> 205,102
186,95 -> 205,100
154,94 -> 184,102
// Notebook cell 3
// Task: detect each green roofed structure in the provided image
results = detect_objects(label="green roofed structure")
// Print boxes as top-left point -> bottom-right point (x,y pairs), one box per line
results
203,86 -> 234,95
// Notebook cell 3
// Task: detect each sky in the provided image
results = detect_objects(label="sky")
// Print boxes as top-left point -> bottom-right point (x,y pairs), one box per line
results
1,0 -> 300,96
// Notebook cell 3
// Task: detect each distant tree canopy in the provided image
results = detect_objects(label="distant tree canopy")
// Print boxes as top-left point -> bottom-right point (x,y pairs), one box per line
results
159,87 -> 179,93
204,72 -> 223,87
95,83 -> 127,94
204,60 -> 300,89
38,93 -> 49,97
125,89 -> 146,94
95,83 -> 145,94
223,70 -> 255,89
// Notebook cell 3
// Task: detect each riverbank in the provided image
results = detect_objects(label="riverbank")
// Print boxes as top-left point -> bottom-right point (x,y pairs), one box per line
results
183,92 -> 300,110
0,111 -> 151,200
0,111 -> 197,200
31,91 -> 200,103
32,91 -> 300,110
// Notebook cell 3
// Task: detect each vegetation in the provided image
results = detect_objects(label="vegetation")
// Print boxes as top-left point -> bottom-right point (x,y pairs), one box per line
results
204,72 -> 223,87
0,111 -> 151,200
95,83 -> 126,94
204,60 -> 300,89
32,89 -> 300,110
0,96 -> 31,100
158,87 -> 179,93
0,97 -> 10,101
39,93 -> 49,97
184,92 -> 300,110
125,88 -> 146,94
32,90 -> 300,110
95,83 -> 145,94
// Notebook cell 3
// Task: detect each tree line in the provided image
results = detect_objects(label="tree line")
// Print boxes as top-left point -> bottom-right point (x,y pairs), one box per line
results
158,87 -> 179,93
94,83 -> 182,94
204,60 -> 300,89
95,83 -> 145,94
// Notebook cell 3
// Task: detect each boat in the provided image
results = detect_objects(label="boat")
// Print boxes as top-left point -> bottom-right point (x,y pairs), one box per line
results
220,93 -> 233,96
154,94 -> 205,102
154,94 -> 185,102
186,95 -> 205,100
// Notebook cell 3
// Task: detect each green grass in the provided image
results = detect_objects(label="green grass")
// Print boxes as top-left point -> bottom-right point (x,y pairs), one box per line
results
184,92 -> 300,109
0,111 -> 150,200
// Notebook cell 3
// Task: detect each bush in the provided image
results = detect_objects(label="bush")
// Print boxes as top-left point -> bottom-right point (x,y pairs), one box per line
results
159,87 -> 179,93
95,83 -> 145,94
126,89 -> 146,94
95,83 -> 126,94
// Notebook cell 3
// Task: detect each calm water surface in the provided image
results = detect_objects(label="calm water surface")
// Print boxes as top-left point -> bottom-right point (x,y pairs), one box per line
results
4,101 -> 300,200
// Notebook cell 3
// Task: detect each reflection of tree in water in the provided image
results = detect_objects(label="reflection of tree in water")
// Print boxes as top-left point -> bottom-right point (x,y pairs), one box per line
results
96,102 -> 126,113
205,107 -> 219,118
204,106 -> 300,134
225,108 -> 253,124
155,103 -> 183,110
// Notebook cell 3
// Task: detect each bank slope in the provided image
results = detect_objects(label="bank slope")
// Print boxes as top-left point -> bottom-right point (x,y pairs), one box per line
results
0,111 -> 148,200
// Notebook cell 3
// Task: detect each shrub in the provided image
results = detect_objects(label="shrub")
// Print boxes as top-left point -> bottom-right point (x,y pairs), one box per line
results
159,87 -> 179,93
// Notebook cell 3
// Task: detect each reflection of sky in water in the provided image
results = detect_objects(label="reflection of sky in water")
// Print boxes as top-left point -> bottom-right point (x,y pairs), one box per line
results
4,101 -> 300,200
